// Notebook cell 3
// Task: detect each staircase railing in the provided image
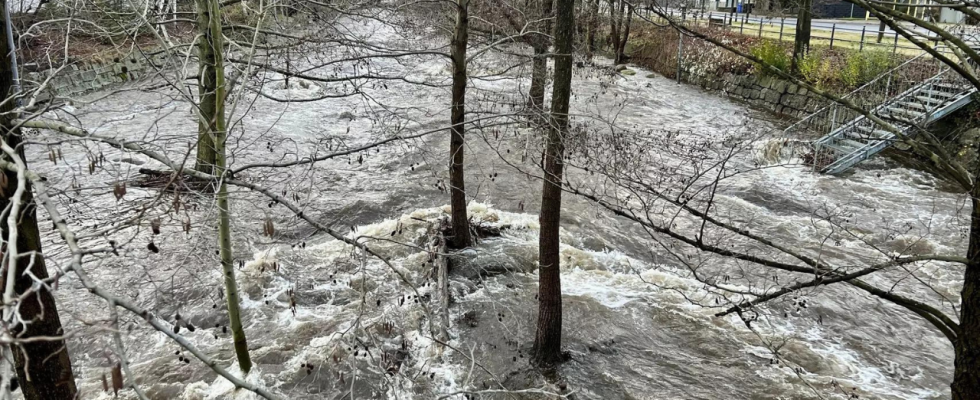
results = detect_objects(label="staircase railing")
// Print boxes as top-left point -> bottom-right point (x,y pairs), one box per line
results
783,51 -> 943,139
816,66 -> 962,144
811,65 -> 974,173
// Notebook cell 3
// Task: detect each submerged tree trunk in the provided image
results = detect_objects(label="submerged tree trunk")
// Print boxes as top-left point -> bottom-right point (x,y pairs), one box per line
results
533,0 -> 573,367
448,0 -> 472,249
194,0 -> 218,174
0,2 -> 77,397
528,0 -> 554,114
199,0 -> 252,373
953,191 -> 980,399
790,0 -> 812,74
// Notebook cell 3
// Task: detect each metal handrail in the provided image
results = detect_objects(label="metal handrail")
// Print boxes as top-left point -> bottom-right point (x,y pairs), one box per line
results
816,69 -> 975,173
783,51 -> 932,134
813,66 -> 954,146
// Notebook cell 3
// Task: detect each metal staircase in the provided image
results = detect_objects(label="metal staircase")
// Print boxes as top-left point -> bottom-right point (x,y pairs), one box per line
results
784,52 -> 977,174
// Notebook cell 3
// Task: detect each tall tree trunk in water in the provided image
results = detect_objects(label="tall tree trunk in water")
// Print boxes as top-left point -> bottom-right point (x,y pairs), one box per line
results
528,0 -> 554,115
533,0 -> 573,367
198,0 -> 252,373
615,3 -> 633,65
448,0 -> 472,249
790,0 -> 811,74
194,0 -> 218,174
586,0 -> 598,60
953,189 -> 980,399
0,3 -> 77,397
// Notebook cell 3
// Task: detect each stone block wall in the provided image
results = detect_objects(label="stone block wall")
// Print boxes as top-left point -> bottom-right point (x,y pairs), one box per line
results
26,52 -> 172,102
683,69 -> 830,119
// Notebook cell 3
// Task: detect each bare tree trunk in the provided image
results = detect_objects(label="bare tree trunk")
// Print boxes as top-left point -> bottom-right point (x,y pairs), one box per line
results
529,47 -> 547,112
528,0 -> 554,114
608,0 -> 621,57
615,2 -> 633,64
953,193 -> 980,399
0,2 -> 77,397
790,0 -> 812,74
533,0 -> 574,367
449,0 -> 472,249
194,0 -> 218,174
199,0 -> 252,373
586,0 -> 598,60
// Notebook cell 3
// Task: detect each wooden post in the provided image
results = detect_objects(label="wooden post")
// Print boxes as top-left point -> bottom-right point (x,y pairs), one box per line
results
779,18 -> 784,41
893,31 -> 899,53
829,23 -> 836,49
433,220 -> 450,342
739,13 -> 744,34
758,18 -> 763,37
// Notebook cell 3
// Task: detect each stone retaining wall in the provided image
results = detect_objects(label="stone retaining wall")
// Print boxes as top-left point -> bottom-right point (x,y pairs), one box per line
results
27,52 -> 172,102
683,69 -> 830,119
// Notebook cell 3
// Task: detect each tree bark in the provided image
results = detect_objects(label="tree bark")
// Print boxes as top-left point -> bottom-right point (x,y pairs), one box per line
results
586,0 -> 598,60
608,0 -> 621,57
528,0 -> 554,114
953,192 -> 980,399
0,2 -> 77,397
449,0 -> 472,249
200,0 -> 252,373
194,0 -> 218,174
790,0 -> 812,74
533,0 -> 574,368
877,19 -> 886,43
615,3 -> 633,65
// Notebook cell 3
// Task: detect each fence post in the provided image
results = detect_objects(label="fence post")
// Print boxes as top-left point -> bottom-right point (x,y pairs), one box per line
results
830,104 -> 838,132
830,24 -> 836,49
892,31 -> 899,53
758,19 -> 763,38
740,14 -> 745,34
859,26 -> 865,51
779,18 -> 784,41
677,32 -> 684,83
